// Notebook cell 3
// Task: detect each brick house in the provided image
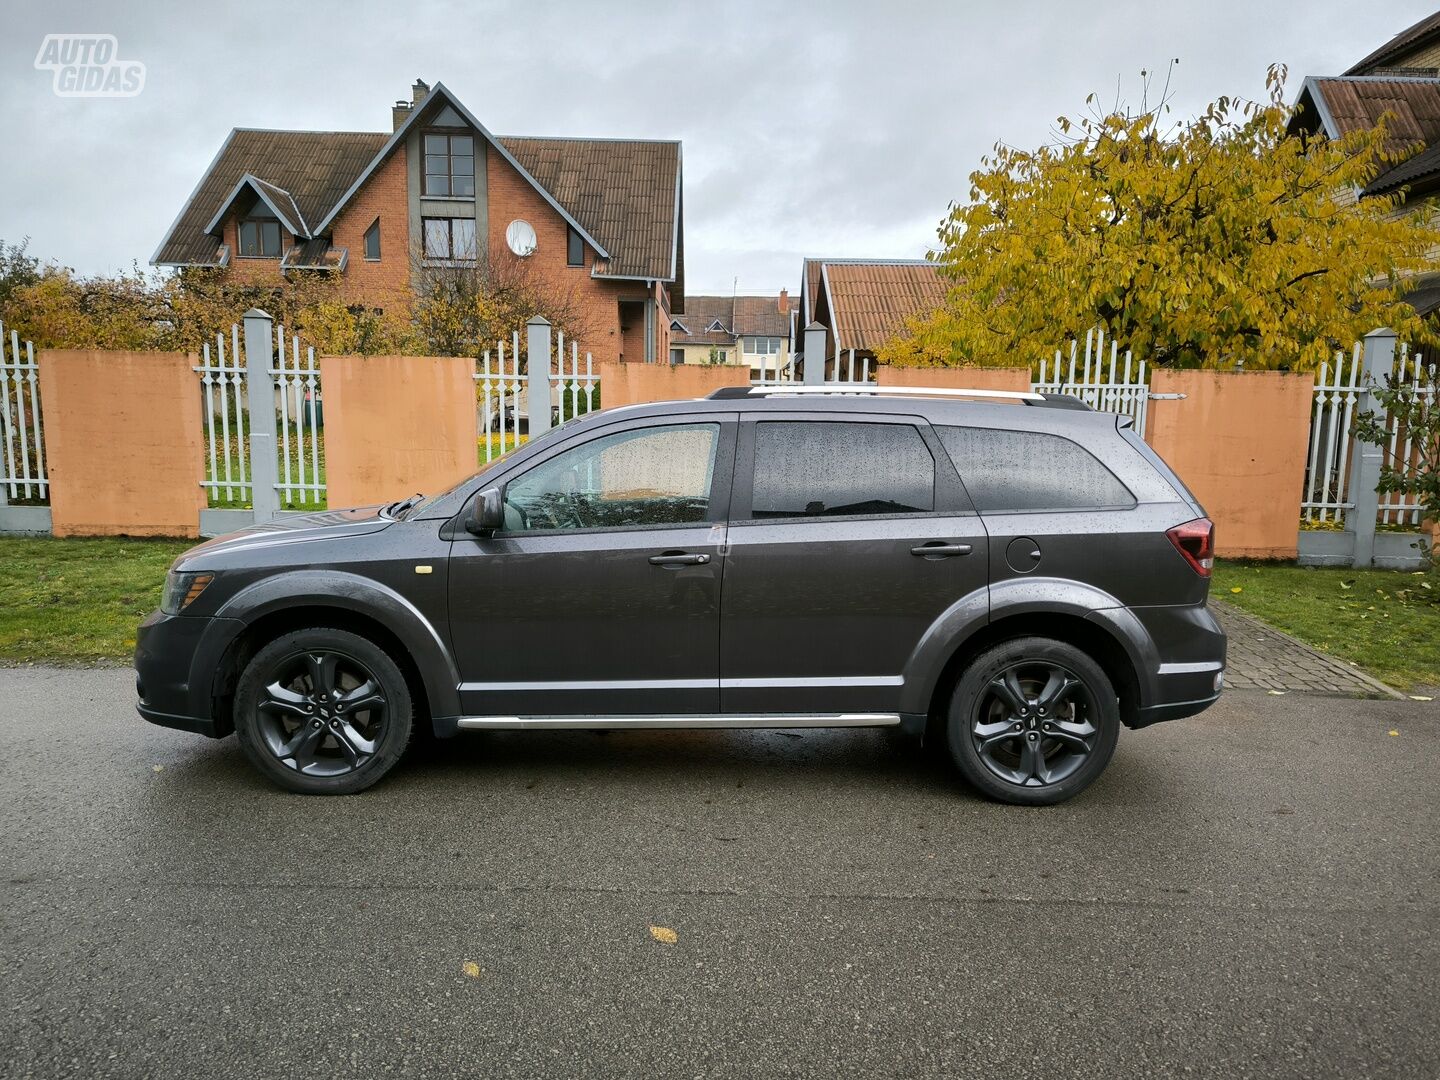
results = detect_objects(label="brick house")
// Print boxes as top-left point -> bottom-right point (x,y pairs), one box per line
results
152,80 -> 684,363
667,292 -> 795,374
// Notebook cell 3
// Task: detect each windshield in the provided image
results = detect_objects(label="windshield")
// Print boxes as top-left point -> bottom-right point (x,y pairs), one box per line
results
395,413 -> 589,517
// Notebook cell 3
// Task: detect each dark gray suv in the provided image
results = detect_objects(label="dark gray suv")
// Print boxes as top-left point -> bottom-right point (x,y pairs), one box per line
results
135,386 -> 1225,804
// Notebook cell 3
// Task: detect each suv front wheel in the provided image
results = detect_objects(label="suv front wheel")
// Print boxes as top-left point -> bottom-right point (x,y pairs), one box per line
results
234,627 -> 413,795
947,637 -> 1120,806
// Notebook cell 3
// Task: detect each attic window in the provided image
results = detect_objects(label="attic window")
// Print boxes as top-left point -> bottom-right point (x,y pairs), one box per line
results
567,225 -> 584,267
707,319 -> 726,333
238,215 -> 282,258
363,218 -> 381,261
423,133 -> 475,197
669,319 -> 688,334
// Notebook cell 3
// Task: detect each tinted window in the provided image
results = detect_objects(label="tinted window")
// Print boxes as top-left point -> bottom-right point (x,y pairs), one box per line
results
751,421 -> 934,519
504,424 -> 719,532
567,226 -> 584,266
936,426 -> 1135,511
363,218 -> 381,261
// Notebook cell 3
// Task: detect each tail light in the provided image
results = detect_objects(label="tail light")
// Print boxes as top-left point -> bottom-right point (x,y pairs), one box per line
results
1166,517 -> 1214,576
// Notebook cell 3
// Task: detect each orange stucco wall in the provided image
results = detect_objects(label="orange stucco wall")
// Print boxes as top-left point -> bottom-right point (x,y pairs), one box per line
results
318,355 -> 477,508
595,360 -> 751,408
1145,369 -> 1314,558
876,365 -> 1032,392
38,351 -> 205,537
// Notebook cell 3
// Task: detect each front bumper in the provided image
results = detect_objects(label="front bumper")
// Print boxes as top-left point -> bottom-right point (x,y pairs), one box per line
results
134,609 -> 244,738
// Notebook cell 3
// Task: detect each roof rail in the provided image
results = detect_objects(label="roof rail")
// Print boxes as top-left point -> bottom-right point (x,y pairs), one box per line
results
706,385 -> 1092,410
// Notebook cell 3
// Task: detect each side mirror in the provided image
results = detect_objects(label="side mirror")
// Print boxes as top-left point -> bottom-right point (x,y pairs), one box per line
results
466,487 -> 504,537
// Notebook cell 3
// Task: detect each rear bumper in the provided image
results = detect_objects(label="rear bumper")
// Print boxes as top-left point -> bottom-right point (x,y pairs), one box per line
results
1126,602 -> 1227,729
134,609 -> 243,739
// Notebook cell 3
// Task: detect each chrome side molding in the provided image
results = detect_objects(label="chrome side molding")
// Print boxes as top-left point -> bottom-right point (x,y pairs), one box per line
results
455,713 -> 902,731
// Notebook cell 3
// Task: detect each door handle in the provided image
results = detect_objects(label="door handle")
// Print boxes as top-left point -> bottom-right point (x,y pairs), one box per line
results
649,552 -> 710,567
910,542 -> 972,558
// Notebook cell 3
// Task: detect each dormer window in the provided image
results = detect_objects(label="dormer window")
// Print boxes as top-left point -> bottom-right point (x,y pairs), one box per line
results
237,203 -> 282,258
707,319 -> 726,333
669,319 -> 688,334
424,133 -> 475,197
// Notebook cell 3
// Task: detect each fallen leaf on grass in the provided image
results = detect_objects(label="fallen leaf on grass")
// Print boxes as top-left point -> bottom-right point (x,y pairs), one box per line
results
1230,587 -> 1243,594
461,961 -> 481,978
649,925 -> 678,944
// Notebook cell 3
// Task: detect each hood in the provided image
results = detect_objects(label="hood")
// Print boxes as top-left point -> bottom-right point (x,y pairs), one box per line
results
178,505 -> 393,566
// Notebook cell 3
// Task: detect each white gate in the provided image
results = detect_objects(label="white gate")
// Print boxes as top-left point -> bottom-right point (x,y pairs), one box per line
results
1032,328 -> 1150,436
476,326 -> 597,464
1375,345 -> 1436,527
0,322 -> 47,504
1302,345 -> 1363,524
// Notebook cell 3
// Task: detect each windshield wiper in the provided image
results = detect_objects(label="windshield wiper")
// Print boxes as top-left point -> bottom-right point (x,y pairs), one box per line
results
383,493 -> 425,520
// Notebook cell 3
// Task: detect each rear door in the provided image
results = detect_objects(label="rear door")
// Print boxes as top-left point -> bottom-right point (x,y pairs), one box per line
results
719,413 -> 989,716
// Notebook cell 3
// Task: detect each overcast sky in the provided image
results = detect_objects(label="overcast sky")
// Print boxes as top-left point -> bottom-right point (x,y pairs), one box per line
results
1,0 -> 1433,297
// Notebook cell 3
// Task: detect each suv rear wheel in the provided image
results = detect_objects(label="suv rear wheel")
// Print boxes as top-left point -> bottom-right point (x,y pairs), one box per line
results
234,627 -> 413,795
947,637 -> 1119,806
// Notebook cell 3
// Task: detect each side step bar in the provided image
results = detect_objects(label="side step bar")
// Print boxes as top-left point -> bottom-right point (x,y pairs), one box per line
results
455,713 -> 901,731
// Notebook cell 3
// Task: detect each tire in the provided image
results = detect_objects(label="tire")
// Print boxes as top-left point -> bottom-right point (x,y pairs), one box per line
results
234,627 -> 413,795
946,636 -> 1119,806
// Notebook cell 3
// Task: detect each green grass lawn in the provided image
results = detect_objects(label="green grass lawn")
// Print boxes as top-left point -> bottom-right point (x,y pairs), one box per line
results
1214,560 -> 1440,692
0,537 -> 194,664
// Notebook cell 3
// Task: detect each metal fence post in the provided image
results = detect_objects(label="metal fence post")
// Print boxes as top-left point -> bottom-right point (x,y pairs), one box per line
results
1347,327 -> 1395,567
803,322 -> 827,385
526,316 -> 552,438
243,308 -> 279,523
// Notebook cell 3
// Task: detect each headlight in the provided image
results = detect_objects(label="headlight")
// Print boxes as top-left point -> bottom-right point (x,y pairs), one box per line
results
161,570 -> 214,615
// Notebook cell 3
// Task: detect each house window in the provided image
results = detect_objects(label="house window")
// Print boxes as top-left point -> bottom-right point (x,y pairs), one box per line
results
744,336 -> 782,355
237,218 -> 282,258
567,225 -> 584,267
363,218 -> 381,261
423,133 -> 475,197
669,319 -> 688,334
423,217 -> 477,260
707,319 -> 726,332
669,348 -> 684,365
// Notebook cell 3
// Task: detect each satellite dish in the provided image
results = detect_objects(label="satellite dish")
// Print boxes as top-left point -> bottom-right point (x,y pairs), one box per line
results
505,219 -> 537,257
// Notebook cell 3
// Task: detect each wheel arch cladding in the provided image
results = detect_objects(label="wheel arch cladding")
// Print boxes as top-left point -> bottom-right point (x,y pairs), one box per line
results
207,570 -> 460,724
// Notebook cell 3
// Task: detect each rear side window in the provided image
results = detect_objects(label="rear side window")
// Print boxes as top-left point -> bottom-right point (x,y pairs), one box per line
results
752,421 -> 934,518
936,426 -> 1134,511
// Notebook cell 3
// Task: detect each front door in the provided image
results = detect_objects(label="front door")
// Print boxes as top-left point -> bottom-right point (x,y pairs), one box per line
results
720,414 -> 989,716
448,416 -> 736,717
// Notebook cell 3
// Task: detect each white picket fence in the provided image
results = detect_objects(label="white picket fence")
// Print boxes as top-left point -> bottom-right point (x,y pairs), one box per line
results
1033,328 -> 1151,436
476,329 -> 598,463
0,321 -> 47,504
1301,343 -> 1435,527
195,322 -> 325,509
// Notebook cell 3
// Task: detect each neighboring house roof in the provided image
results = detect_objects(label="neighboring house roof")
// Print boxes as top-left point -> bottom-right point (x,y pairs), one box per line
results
818,260 -> 946,353
1345,11 -> 1440,75
671,294 -> 792,346
153,82 -> 683,284
153,129 -> 387,266
1295,76 -> 1440,197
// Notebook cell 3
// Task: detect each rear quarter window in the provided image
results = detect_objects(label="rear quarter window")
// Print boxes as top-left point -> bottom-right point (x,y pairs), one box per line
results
936,426 -> 1135,511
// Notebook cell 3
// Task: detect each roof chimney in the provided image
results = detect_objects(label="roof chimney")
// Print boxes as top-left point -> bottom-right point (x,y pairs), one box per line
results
778,288 -> 789,314
392,100 -> 410,131
412,79 -> 430,105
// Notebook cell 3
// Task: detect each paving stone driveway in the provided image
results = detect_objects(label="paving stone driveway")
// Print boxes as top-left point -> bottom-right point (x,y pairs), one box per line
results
1211,600 -> 1404,699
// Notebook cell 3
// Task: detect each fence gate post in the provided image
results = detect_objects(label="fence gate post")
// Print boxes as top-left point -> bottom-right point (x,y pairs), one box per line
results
803,322 -> 827,385
526,315 -> 552,438
1347,326 -> 1395,568
242,308 -> 279,523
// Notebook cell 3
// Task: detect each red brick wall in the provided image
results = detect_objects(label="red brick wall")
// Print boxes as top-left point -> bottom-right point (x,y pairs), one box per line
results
329,149 -> 411,311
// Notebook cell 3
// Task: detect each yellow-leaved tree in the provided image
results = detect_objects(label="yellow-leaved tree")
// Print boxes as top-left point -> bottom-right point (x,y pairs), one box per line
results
881,66 -> 1440,370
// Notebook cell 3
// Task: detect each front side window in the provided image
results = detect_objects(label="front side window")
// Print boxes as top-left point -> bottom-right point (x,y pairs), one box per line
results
363,218 -> 381,261
237,218 -> 282,257
423,133 -> 475,197
750,421 -> 934,519
935,426 -> 1135,511
423,216 -> 477,260
503,423 -> 720,532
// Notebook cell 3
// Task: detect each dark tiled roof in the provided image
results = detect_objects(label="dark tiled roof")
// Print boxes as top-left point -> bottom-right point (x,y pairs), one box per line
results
500,137 -> 679,281
670,295 -> 792,345
821,261 -> 946,353
1345,11 -> 1440,76
154,130 -> 388,266
1367,139 -> 1440,195
1307,77 -> 1440,153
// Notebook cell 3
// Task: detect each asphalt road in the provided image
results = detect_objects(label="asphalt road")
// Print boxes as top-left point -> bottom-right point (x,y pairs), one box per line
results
1,668 -> 1436,1080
